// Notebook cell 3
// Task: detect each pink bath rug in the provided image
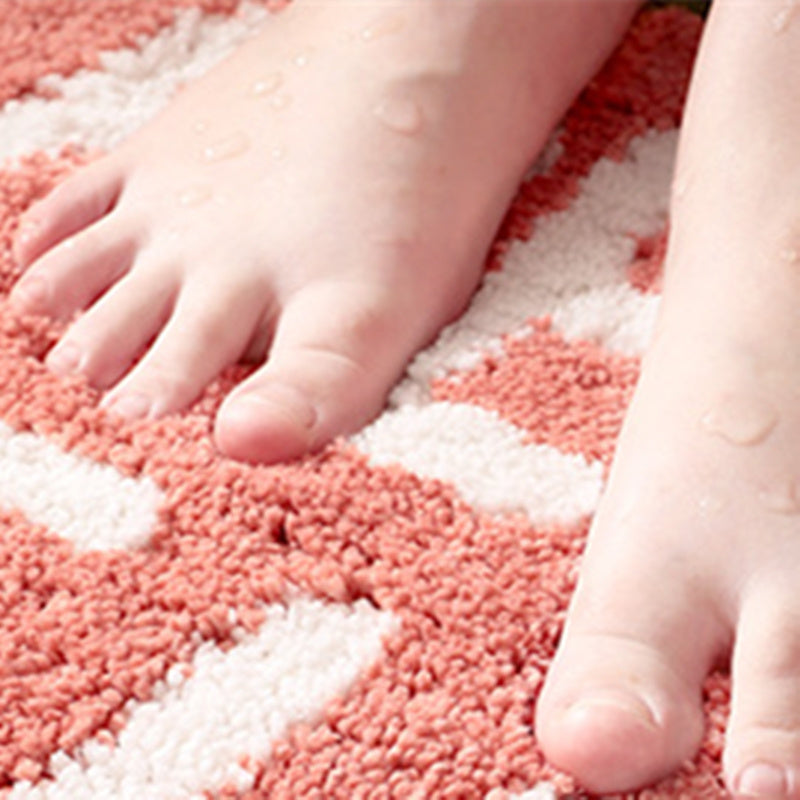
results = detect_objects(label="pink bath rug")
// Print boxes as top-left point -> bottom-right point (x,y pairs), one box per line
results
0,3 -> 726,798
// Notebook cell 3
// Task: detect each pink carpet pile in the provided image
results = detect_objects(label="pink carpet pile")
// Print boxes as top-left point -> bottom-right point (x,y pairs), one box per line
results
0,4 -> 727,798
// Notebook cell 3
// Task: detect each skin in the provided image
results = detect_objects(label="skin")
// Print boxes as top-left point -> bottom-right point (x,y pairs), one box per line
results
10,0 -> 636,464
537,1 -> 800,797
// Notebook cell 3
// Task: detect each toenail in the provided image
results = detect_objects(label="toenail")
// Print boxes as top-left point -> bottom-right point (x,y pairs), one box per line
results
11,276 -> 49,311
563,688 -> 660,729
734,762 -> 789,798
46,342 -> 83,375
234,383 -> 317,430
102,393 -> 152,421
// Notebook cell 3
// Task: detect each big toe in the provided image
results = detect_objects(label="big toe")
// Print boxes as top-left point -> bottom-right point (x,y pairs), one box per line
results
215,284 -> 418,464
216,380 -> 320,464
537,639 -> 704,793
535,537 -> 725,793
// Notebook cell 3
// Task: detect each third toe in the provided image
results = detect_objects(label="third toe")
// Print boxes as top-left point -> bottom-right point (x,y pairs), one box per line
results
101,278 -> 266,420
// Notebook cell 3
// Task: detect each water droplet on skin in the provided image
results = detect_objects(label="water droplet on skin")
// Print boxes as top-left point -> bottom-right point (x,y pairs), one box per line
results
673,171 -> 692,200
759,478 -> 800,514
178,185 -> 213,207
373,97 -> 423,135
700,393 -> 778,446
774,0 -> 797,32
200,131 -> 251,162
698,494 -> 725,516
251,72 -> 283,97
360,13 -> 406,42
292,52 -> 310,68
270,93 -> 292,111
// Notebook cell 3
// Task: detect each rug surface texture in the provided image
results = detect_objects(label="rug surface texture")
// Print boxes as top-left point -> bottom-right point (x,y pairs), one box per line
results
0,3 -> 727,798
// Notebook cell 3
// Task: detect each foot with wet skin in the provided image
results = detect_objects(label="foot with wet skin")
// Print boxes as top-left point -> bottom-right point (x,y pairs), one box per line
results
537,1 -> 800,796
9,0 -> 637,463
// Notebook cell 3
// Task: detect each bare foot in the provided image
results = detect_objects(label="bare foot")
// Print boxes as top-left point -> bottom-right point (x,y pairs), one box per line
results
10,0 -> 636,463
537,2 -> 800,796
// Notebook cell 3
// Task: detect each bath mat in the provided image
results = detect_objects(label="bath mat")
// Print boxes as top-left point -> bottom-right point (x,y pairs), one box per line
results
0,3 -> 726,798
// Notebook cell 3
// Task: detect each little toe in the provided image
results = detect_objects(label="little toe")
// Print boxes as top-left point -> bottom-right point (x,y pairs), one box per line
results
101,278 -> 265,420
725,584 -> 800,799
215,283 -> 411,464
14,158 -> 124,268
10,215 -> 137,318
536,549 -> 725,793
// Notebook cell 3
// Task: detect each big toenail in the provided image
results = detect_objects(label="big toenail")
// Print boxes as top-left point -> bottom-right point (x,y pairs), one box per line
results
11,277 -> 48,310
46,343 -> 83,375
102,393 -> 152,421
236,384 -> 317,430
563,689 -> 659,729
734,761 -> 788,797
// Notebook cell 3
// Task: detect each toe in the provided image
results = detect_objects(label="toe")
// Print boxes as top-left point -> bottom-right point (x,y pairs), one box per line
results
215,282 -> 411,464
46,264 -> 177,388
10,215 -> 137,318
725,582 -> 800,799
536,517 -> 726,793
101,276 -> 265,419
14,158 -> 123,268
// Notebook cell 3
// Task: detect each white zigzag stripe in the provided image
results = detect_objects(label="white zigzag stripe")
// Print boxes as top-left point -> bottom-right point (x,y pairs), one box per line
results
356,132 -> 672,523
9,597 -> 396,800
353,402 -> 603,525
390,129 -> 675,407
0,3 -> 269,164
0,421 -> 160,551
507,787 -> 557,800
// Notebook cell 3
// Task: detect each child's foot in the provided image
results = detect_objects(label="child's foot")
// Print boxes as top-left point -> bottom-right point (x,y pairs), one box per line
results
537,3 -> 800,796
10,0 -> 636,463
